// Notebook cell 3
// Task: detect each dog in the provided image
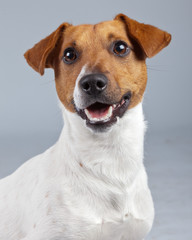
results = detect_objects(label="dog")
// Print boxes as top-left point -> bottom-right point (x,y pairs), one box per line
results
0,14 -> 171,240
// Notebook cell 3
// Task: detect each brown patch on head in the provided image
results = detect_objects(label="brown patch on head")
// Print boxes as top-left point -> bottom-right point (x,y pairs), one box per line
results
54,20 -> 148,110
24,14 -> 171,112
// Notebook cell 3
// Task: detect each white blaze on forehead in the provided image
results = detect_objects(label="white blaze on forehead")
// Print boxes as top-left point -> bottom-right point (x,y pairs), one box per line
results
73,64 -> 89,110
76,65 -> 88,85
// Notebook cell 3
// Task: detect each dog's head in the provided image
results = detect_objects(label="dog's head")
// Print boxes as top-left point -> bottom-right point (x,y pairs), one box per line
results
24,14 -> 171,132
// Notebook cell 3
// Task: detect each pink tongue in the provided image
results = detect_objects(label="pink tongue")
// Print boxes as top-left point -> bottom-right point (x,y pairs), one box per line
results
87,105 -> 110,118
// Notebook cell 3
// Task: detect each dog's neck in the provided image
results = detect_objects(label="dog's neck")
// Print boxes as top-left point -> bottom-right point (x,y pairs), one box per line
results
56,103 -> 146,186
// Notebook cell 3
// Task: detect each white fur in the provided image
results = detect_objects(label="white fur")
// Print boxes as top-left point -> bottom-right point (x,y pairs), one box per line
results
0,99 -> 154,240
73,64 -> 89,110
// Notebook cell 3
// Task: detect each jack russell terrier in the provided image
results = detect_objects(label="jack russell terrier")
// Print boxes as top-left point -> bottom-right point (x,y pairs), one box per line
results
0,14 -> 171,240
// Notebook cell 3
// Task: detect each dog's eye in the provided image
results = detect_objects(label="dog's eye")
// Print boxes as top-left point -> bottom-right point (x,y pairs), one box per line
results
112,41 -> 130,57
63,48 -> 78,64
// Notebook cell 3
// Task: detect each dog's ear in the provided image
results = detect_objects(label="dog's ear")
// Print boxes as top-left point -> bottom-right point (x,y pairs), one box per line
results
115,14 -> 171,58
24,23 -> 71,75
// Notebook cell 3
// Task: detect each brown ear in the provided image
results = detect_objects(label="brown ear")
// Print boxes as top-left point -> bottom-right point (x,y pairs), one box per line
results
115,14 -> 171,58
24,23 -> 71,75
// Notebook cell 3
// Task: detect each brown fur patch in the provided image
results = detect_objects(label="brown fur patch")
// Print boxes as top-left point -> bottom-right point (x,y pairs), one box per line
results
115,14 -> 171,58
24,15 -> 171,112
54,21 -> 147,111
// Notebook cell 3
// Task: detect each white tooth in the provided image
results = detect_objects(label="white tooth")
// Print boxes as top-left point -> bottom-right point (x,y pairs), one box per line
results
84,109 -> 92,120
90,118 -> 100,123
101,106 -> 113,121
84,109 -> 89,116
108,106 -> 113,117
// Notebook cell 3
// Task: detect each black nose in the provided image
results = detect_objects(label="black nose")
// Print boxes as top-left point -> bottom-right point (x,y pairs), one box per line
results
80,74 -> 108,96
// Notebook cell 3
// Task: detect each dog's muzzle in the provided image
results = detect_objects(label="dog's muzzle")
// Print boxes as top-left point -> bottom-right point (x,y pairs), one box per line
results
75,73 -> 132,132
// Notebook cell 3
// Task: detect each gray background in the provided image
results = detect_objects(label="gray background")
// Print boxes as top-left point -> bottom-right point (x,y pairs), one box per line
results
0,0 -> 191,239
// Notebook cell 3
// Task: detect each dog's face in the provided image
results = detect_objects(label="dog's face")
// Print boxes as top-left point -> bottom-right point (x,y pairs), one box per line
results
24,14 -> 171,132
55,20 -> 147,131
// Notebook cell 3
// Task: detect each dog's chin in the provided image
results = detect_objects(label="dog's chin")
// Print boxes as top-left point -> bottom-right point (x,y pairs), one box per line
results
75,92 -> 131,133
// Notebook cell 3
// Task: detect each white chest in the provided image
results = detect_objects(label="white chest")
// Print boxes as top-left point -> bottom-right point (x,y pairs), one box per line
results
58,216 -> 150,240
39,167 -> 153,240
42,193 -> 152,240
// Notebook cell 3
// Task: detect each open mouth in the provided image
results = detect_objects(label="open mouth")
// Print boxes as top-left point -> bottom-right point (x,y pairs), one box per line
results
76,92 -> 132,130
